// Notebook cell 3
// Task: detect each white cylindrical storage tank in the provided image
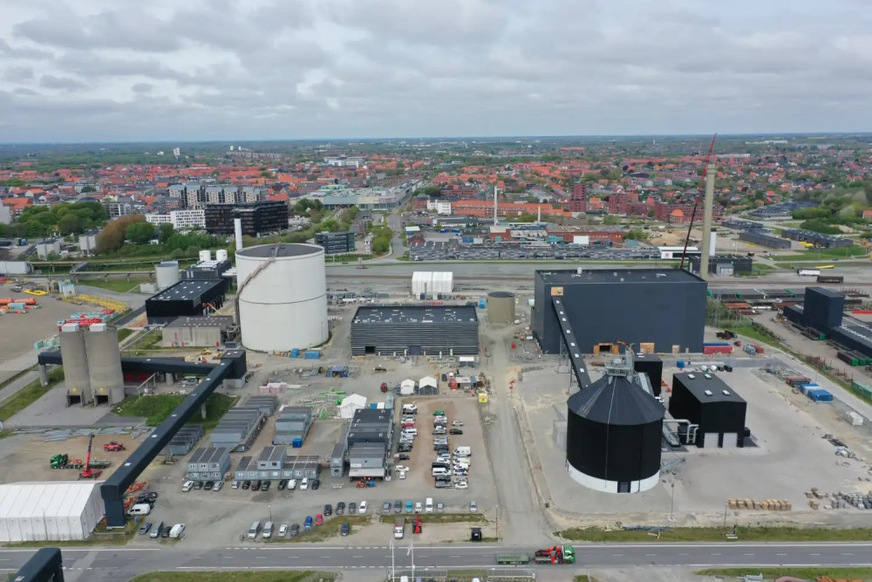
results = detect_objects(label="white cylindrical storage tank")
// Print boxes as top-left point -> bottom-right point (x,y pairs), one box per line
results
198,250 -> 212,263
155,260 -> 181,290
59,323 -> 92,406
236,243 -> 328,352
216,249 -> 228,262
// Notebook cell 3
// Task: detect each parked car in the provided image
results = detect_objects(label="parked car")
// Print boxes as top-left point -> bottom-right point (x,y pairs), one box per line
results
469,500 -> 478,512
436,502 -> 445,512
288,479 -> 297,490
138,522 -> 152,535
278,524 -> 289,537
312,479 -> 321,490
182,481 -> 194,492
449,428 -> 463,435
150,522 -> 164,538
451,420 -> 464,427
324,504 -> 332,516
193,481 -> 204,490
260,480 -> 271,492
213,480 -> 223,492
300,478 -> 309,490
454,480 -> 468,489
231,480 -> 240,490
348,502 -> 357,514
415,501 -> 423,513
161,526 -> 171,538
340,521 -> 350,536
397,453 -> 410,460
405,501 -> 413,513
203,481 -> 214,491
358,501 -> 368,514
336,501 -> 345,515
315,514 -> 323,526
290,523 -> 300,537
242,480 -> 251,490
251,480 -> 261,492
277,479 -> 287,491
382,501 -> 392,514
304,516 -> 313,530
394,499 -> 402,513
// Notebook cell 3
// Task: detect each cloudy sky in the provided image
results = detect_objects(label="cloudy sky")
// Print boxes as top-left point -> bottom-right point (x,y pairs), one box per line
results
1,0 -> 871,142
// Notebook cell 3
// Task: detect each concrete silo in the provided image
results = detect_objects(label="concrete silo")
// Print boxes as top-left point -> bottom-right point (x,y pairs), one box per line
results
487,291 -> 515,324
60,323 -> 92,406
235,243 -> 328,352
84,323 -> 124,405
155,260 -> 181,290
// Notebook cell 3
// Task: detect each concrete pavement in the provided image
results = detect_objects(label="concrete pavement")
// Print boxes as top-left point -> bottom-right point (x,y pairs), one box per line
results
3,541 -> 872,581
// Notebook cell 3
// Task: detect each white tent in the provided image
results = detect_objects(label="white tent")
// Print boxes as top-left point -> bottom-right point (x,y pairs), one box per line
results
400,379 -> 416,396
0,481 -> 104,541
339,394 -> 367,419
412,271 -> 454,296
419,376 -> 438,389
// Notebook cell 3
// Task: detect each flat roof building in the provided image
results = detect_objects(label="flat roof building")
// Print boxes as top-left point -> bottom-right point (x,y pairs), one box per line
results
669,372 -> 747,448
145,279 -> 228,324
533,268 -> 706,355
350,305 -> 479,356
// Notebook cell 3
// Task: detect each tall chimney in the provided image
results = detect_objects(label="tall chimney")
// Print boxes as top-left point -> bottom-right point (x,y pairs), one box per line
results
234,218 -> 244,252
537,205 -> 541,223
493,186 -> 499,226
699,163 -> 715,279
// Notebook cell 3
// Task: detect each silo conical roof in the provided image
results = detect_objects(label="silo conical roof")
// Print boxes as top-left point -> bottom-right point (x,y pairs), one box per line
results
568,373 -> 664,425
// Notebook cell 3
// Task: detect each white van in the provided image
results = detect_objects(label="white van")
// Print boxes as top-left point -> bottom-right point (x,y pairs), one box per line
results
432,467 -> 451,477
425,497 -> 434,513
247,521 -> 261,539
262,521 -> 274,539
169,523 -> 185,539
127,503 -> 151,516
454,446 -> 471,457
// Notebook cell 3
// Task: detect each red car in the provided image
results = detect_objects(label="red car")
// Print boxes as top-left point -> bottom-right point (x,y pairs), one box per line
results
315,513 -> 323,526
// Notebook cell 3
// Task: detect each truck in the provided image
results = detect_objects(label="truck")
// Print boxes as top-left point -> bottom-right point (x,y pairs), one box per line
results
49,453 -> 110,470
496,546 -> 576,565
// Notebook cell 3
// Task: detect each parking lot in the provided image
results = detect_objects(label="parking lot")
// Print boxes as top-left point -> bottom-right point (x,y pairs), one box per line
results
409,241 -> 662,261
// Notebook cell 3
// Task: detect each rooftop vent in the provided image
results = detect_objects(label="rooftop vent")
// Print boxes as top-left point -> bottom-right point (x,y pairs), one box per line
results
722,390 -> 731,396
704,390 -> 713,396
687,373 -> 696,379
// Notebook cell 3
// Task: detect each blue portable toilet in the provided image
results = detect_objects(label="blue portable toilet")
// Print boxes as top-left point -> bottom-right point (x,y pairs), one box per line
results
291,348 -> 299,358
479,298 -> 486,309
292,437 -> 303,448
676,360 -> 685,369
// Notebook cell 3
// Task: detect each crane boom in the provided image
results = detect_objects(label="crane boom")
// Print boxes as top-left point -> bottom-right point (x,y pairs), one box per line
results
679,134 -> 718,272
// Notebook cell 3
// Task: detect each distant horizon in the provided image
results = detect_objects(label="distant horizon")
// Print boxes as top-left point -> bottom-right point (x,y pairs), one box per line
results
2,131 -> 871,148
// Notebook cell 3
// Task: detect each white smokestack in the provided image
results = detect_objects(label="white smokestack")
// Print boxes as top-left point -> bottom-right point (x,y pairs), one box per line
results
699,163 -> 715,279
234,218 -> 243,252
493,186 -> 499,226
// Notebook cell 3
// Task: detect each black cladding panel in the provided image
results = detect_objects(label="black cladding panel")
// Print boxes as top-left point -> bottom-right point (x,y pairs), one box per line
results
566,412 -> 662,482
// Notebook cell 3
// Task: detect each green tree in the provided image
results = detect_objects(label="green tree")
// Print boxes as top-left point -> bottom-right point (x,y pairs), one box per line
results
603,215 -> 620,225
81,185 -> 96,193
57,213 -> 81,236
125,221 -> 156,244
158,223 -> 175,243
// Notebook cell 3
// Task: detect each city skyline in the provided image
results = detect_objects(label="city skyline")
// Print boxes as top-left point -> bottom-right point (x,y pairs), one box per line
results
1,0 -> 871,142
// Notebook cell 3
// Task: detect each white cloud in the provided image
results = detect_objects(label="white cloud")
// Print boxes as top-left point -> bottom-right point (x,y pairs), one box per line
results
0,0 -> 870,141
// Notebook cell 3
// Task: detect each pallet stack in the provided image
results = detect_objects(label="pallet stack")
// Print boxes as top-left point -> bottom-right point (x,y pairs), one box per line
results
727,498 -> 792,510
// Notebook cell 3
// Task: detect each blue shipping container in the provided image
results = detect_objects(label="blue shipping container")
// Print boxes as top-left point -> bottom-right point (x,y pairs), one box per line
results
703,342 -> 731,347
807,388 -> 833,402
304,350 -> 321,360
799,383 -> 819,395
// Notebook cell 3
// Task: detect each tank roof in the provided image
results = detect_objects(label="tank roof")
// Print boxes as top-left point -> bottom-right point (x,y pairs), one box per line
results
568,374 -> 664,425
537,268 -> 703,284
488,291 -> 514,298
237,243 -> 322,259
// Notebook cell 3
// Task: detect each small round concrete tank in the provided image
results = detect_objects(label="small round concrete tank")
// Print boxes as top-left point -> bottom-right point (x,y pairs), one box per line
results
59,323 -> 91,406
155,260 -> 181,290
84,324 -> 124,405
198,250 -> 212,263
236,243 -> 328,352
215,249 -> 228,262
487,291 -> 515,324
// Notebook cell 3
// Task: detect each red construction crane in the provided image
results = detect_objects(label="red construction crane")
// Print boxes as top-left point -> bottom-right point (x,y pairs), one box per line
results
679,134 -> 718,272
79,434 -> 102,480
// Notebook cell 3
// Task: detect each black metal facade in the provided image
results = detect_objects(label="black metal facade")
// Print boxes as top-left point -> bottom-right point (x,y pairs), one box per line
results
534,269 -> 706,354
688,254 -> 753,275
566,375 -> 663,486
634,354 -> 663,397
350,305 -> 479,356
145,279 -> 227,324
804,287 -> 845,329
204,201 -> 288,236
315,231 -> 356,254
738,229 -> 791,249
669,373 -> 747,448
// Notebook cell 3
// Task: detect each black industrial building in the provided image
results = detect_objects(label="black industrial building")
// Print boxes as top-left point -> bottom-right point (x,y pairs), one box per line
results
533,268 -> 706,355
784,287 -> 872,359
204,200 -> 288,236
781,229 -> 853,249
315,231 -> 356,254
688,254 -> 753,276
346,408 -> 393,447
738,229 -> 791,249
669,372 -> 747,448
566,355 -> 665,493
634,353 -> 663,397
145,279 -> 228,324
350,305 -> 479,356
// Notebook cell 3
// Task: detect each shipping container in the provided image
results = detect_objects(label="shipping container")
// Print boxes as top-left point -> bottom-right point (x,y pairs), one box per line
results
798,383 -> 819,395
303,350 -> 321,360
807,388 -> 833,402
703,345 -> 733,354
703,342 -> 731,347
837,351 -> 860,366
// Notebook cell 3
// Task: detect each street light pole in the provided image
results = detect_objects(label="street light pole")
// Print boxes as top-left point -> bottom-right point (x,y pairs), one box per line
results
268,504 -> 272,523
668,475 -> 676,522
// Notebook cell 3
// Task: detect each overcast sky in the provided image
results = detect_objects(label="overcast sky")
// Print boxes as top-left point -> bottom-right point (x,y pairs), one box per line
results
1,0 -> 871,142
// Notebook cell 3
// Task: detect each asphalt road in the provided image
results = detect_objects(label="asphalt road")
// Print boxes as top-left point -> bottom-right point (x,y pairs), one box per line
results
3,542 -> 872,580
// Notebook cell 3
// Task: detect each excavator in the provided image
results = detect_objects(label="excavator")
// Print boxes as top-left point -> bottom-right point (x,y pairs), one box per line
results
79,435 -> 102,480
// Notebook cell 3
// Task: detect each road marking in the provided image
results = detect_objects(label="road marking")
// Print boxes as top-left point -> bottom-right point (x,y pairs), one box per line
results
843,553 -> 854,556
644,553 -> 656,557
810,553 -> 820,556
612,553 -> 623,557
776,553 -> 787,556
744,553 -> 755,556
223,556 -> 234,559
711,553 -> 721,556
353,555 -> 364,558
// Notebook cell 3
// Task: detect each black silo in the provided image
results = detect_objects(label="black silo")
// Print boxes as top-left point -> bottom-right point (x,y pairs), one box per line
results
566,374 -> 664,488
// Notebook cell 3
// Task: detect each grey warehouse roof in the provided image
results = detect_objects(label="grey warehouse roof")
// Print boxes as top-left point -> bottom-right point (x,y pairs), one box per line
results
537,268 -> 703,285
237,243 -> 322,258
149,279 -> 224,302
353,305 -> 478,324
166,315 -> 234,329
673,373 -> 746,404
568,374 -> 665,425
